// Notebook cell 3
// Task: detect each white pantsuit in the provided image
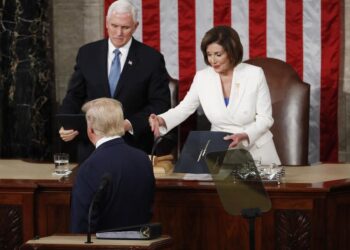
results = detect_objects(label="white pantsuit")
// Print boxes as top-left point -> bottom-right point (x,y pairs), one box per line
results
160,63 -> 281,165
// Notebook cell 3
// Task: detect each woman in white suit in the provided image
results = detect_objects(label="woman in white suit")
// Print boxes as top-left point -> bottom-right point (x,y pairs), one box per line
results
149,26 -> 280,165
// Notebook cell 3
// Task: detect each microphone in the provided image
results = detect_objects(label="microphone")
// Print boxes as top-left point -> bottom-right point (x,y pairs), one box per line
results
151,136 -> 164,163
86,173 -> 112,244
151,132 -> 178,164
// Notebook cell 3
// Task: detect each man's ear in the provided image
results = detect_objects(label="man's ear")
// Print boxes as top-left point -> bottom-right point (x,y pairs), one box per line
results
87,126 -> 97,145
87,127 -> 94,135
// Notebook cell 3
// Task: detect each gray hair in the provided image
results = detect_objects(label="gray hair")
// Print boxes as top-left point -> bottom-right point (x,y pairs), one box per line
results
107,0 -> 138,22
82,98 -> 125,137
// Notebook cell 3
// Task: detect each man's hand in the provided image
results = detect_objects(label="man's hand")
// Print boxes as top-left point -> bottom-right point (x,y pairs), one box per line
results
59,127 -> 79,142
124,119 -> 132,132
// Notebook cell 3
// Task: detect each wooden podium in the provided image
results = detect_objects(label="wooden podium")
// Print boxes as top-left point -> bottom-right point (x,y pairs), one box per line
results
20,235 -> 173,250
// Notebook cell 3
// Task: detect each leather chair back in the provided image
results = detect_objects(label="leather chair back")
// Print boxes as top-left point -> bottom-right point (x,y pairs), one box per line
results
245,58 -> 310,165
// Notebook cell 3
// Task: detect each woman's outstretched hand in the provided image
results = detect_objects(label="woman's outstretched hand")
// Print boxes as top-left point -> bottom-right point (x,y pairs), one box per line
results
149,114 -> 166,138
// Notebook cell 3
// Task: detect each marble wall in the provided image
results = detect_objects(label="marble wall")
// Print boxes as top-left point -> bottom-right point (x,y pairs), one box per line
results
0,0 -> 54,159
53,0 -> 104,103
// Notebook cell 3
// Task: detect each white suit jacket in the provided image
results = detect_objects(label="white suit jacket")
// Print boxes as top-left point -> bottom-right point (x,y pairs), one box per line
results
160,63 -> 281,165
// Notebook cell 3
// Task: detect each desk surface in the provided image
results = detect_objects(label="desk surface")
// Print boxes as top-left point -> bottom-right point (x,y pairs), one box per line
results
1,160 -> 350,185
21,235 -> 172,250
0,159 -> 78,180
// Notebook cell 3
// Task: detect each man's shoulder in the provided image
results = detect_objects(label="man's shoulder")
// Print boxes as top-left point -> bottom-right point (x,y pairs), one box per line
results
79,39 -> 107,52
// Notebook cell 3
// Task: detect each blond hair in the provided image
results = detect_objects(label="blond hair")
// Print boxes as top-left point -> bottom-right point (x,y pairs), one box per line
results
82,98 -> 125,137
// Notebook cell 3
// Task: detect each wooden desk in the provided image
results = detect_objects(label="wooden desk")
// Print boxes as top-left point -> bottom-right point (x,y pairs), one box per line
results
1,161 -> 350,250
0,160 -> 76,250
20,235 -> 173,250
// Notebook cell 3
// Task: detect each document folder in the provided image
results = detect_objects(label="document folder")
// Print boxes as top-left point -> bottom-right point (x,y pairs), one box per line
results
174,131 -> 231,173
96,223 -> 162,240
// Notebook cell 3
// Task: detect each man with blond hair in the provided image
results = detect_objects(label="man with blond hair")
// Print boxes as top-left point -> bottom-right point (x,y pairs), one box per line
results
70,98 -> 155,233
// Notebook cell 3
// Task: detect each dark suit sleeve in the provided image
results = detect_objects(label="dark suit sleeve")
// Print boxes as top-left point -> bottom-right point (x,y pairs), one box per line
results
59,48 -> 88,114
127,54 -> 170,137
70,164 -> 95,233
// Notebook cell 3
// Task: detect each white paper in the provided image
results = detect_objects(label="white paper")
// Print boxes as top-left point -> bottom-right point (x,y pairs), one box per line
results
183,173 -> 212,181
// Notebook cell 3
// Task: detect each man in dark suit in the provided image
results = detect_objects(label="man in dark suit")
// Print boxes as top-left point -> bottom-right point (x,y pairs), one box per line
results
70,97 -> 155,233
59,0 -> 170,162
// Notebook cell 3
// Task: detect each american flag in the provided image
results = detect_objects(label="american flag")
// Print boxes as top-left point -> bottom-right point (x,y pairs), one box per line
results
105,0 -> 342,164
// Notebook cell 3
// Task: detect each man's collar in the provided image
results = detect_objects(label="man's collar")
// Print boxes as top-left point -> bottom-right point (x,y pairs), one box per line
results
108,38 -> 132,55
96,135 -> 121,148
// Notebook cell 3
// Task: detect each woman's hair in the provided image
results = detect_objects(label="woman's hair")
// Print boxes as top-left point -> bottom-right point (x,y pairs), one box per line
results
107,0 -> 138,22
201,26 -> 243,67
82,98 -> 125,137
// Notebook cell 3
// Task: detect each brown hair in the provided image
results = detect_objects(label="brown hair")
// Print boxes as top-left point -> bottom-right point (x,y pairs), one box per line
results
200,26 -> 243,67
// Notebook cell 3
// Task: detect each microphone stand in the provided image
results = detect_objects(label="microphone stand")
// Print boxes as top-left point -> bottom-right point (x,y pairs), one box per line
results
85,173 -> 112,244
241,208 -> 261,250
85,198 -> 95,244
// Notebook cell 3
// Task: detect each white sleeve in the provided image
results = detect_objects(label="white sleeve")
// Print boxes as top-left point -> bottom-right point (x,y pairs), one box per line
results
158,74 -> 201,134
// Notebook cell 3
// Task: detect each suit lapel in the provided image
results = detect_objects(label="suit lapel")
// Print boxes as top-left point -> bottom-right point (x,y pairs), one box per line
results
98,40 -> 111,97
230,64 -> 247,114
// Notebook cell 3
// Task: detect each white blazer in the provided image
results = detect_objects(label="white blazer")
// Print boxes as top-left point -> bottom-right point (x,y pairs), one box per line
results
160,63 -> 281,165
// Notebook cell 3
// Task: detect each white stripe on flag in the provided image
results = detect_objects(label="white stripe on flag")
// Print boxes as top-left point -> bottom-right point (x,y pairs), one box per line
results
266,0 -> 285,60
303,0 -> 321,163
131,0 -> 142,42
160,0 -> 179,79
195,0 -> 213,71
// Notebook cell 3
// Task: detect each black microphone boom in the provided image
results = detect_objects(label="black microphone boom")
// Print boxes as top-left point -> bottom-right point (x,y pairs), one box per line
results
86,173 -> 112,244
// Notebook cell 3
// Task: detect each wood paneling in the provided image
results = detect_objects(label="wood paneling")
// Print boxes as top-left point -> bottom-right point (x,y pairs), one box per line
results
1,166 -> 350,250
0,182 -> 36,250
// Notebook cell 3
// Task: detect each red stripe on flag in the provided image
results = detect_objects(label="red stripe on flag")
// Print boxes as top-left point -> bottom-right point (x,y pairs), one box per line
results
285,0 -> 303,78
214,0 -> 231,26
178,0 -> 196,101
178,0 -> 197,145
320,0 -> 341,162
142,0 -> 160,51
104,0 -> 115,37
249,0 -> 267,58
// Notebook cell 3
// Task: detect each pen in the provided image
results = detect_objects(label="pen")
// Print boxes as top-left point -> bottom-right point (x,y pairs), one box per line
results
197,149 -> 203,162
202,140 -> 211,156
197,140 -> 211,163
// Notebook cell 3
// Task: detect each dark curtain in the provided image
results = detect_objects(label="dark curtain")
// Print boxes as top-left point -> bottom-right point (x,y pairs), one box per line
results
0,0 -> 54,160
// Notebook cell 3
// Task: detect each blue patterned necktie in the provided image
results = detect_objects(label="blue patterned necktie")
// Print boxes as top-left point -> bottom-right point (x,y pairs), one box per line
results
108,48 -> 121,97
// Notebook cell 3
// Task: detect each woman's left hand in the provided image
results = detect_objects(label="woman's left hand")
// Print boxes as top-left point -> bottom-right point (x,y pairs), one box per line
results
224,133 -> 249,148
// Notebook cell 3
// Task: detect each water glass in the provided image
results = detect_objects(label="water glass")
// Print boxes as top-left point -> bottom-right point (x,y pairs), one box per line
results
53,153 -> 70,175
253,157 -> 262,168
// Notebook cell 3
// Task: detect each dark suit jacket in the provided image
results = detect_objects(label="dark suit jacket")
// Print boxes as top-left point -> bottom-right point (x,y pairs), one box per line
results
70,138 -> 155,233
60,38 -> 170,161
